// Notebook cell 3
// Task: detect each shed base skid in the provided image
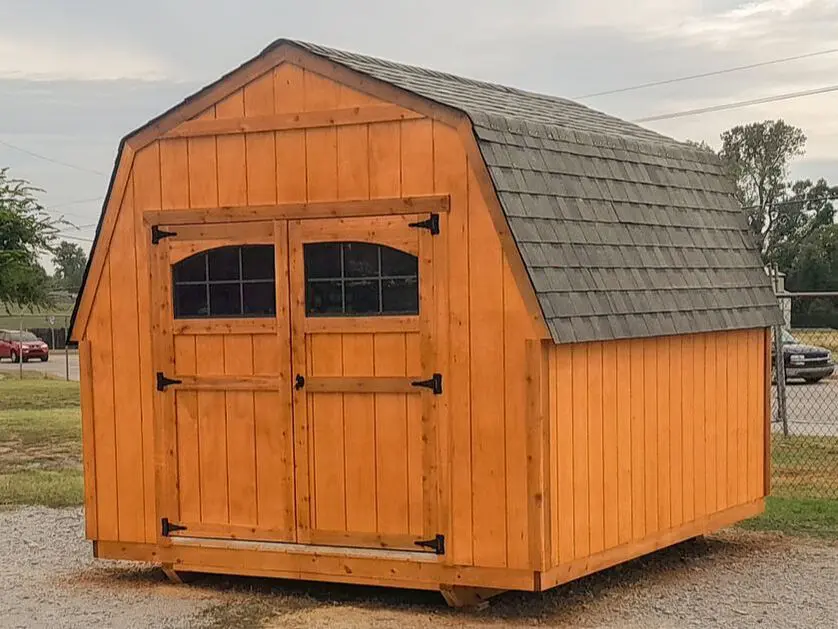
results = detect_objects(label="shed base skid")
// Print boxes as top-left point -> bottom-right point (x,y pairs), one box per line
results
92,499 -> 762,607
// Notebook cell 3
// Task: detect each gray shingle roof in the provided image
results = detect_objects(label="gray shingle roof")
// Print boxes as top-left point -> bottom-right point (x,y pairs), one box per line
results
284,40 -> 780,343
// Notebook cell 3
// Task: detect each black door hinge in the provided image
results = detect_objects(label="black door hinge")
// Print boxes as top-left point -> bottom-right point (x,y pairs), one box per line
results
156,372 -> 182,392
415,534 -> 445,555
411,373 -> 442,395
161,518 -> 187,537
408,213 -> 439,235
151,225 -> 178,245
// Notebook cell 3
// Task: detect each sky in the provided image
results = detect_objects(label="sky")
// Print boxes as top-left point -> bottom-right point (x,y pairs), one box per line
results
2,0 -> 838,263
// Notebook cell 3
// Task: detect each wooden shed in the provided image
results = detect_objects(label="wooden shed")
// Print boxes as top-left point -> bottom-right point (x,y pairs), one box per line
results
69,39 -> 782,606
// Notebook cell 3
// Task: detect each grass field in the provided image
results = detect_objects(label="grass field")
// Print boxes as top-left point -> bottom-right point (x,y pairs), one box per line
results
0,375 -> 82,507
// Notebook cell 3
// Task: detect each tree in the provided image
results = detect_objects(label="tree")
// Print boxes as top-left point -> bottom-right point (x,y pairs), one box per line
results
719,120 -> 806,256
786,224 -> 838,328
52,241 -> 88,293
0,168 -> 59,308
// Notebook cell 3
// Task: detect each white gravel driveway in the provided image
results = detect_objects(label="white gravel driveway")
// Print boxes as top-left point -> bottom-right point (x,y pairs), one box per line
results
1,506 -> 837,629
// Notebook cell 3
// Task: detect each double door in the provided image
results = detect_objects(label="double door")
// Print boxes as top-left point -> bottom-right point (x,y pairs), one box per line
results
149,214 -> 441,554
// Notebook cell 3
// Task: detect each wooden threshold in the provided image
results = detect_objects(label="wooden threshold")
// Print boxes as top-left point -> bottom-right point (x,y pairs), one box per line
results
538,498 -> 765,590
144,195 -> 449,226
94,540 -> 538,591
163,104 -> 423,138
305,376 -> 421,394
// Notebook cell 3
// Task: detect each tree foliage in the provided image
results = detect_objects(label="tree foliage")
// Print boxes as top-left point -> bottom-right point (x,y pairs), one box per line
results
0,168 -> 59,308
719,120 -> 806,254
52,241 -> 88,293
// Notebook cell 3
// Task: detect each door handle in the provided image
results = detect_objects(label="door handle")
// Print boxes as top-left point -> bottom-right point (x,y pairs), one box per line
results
294,374 -> 305,390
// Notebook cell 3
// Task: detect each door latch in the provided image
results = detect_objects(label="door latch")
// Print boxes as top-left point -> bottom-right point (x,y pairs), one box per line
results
411,373 -> 442,395
294,374 -> 306,390
414,534 -> 445,555
156,372 -> 183,392
151,225 -> 178,245
408,213 -> 440,235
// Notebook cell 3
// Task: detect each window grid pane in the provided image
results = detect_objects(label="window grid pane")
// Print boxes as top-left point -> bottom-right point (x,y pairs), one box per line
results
172,245 -> 276,319
304,242 -> 419,317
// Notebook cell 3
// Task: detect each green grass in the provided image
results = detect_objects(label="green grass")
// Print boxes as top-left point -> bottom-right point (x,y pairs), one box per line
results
0,470 -> 83,507
0,377 -> 82,507
740,496 -> 838,539
771,435 -> 838,500
0,376 -> 80,410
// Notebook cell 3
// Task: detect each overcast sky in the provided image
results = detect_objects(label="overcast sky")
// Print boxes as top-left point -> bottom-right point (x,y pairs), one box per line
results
2,0 -> 837,260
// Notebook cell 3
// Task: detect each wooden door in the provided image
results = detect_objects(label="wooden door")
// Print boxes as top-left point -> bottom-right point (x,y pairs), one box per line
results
289,215 -> 442,554
149,220 -> 296,543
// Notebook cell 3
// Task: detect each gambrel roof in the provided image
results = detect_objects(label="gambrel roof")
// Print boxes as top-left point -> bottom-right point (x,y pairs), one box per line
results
71,39 -> 781,344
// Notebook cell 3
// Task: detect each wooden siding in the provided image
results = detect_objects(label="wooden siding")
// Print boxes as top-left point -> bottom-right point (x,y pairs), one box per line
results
80,62 -> 537,569
545,328 -> 767,569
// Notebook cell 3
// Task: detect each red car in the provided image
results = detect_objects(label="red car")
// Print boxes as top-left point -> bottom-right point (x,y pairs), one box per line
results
0,330 -> 49,362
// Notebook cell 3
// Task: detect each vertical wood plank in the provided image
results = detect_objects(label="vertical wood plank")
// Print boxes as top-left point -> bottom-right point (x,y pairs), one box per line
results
629,339 -> 645,540
108,186 -> 145,543
187,109 -> 218,208
337,124 -> 370,201
682,335 -> 696,523
705,334 -> 718,513
747,330 -> 761,501
737,331 -> 749,504
132,143 -> 161,543
670,336 -> 683,528
195,335 -> 229,524
602,342 -> 618,550
304,70 -> 339,203
159,139 -> 189,209
468,165 -> 507,568
274,63 -> 305,111
727,332 -> 739,507
656,336 -> 671,531
370,122 -> 401,199
224,335 -> 258,526
504,262 -> 530,569
643,340 -> 658,534
587,343 -> 605,555
571,344 -> 589,559
525,340 -> 546,570
303,70 -> 339,111
174,336 -> 200,524
615,340 -> 633,545
78,340 -> 98,539
244,73 -> 278,206
310,334 -> 346,531
694,334 -> 707,518
342,334 -> 377,533
715,333 -> 728,510
373,334 -> 410,535
433,122 -> 470,565
406,334 -> 424,536
274,65 -> 307,204
216,92 -> 248,207
555,344 -> 575,562
89,265 -> 118,540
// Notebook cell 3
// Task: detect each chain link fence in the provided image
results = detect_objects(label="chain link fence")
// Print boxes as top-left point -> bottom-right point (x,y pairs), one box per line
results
772,292 -> 838,500
0,314 -> 76,382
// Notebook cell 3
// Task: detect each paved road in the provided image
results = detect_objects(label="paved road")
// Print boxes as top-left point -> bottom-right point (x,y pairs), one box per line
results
0,351 -> 79,381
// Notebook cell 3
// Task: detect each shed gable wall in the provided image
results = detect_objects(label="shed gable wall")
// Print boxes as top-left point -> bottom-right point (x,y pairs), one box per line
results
80,62 -> 540,569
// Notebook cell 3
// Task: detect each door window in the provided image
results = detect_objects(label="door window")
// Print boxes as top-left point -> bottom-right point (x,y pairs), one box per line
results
172,245 -> 276,318
304,242 -> 418,316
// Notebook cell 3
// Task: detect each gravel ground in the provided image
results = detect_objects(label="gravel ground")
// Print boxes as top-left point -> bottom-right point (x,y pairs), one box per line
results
1,506 -> 837,628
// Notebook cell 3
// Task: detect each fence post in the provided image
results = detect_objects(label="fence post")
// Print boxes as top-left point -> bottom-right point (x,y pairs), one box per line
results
773,324 -> 789,436
18,317 -> 23,380
64,316 -> 70,382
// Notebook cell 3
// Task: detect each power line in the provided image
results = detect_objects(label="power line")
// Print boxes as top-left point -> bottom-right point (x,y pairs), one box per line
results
576,47 -> 838,99
55,233 -> 94,243
47,196 -> 104,209
634,83 -> 838,123
0,138 -> 107,176
741,193 -> 838,211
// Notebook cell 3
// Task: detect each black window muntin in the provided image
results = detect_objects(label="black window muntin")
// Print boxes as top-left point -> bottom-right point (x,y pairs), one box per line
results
172,245 -> 276,319
304,241 -> 419,317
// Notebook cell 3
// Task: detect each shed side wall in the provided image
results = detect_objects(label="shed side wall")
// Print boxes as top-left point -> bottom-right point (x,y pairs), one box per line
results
547,328 -> 767,569
81,62 -> 538,571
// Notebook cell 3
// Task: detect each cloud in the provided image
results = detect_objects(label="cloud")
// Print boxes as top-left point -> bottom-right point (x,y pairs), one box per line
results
0,35 -> 173,81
